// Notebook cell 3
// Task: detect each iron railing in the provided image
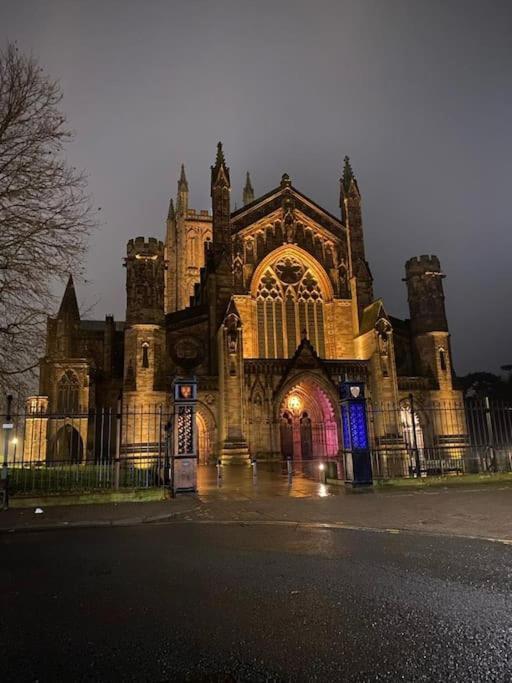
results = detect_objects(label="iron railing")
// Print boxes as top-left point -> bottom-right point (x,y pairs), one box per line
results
1,398 -> 512,495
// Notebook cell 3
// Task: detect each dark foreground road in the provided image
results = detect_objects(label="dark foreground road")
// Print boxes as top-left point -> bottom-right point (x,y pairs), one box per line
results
2,522 -> 511,682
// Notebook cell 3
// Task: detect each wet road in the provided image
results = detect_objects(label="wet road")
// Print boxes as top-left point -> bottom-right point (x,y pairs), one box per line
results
2,522 -> 512,682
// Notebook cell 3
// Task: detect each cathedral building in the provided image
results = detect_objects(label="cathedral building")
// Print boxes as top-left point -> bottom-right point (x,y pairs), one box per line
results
26,144 -> 466,467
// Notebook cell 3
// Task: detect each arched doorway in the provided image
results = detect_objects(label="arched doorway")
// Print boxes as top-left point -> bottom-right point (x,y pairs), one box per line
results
196,403 -> 216,465
278,376 -> 339,462
50,425 -> 84,464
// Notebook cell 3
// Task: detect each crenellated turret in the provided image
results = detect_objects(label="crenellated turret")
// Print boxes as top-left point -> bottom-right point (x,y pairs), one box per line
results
404,255 -> 448,335
404,254 -> 452,389
125,237 -> 165,325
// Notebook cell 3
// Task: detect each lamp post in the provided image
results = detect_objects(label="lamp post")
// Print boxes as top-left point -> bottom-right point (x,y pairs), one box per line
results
11,437 -> 18,468
1,395 -> 14,510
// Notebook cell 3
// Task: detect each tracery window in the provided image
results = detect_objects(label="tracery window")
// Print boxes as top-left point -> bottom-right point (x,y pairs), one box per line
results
57,370 -> 80,413
256,256 -> 326,358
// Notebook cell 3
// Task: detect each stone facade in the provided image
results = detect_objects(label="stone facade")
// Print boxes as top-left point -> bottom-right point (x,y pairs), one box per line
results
26,145 -> 466,465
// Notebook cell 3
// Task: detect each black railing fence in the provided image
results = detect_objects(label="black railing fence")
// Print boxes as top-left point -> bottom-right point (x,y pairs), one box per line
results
1,398 -> 511,495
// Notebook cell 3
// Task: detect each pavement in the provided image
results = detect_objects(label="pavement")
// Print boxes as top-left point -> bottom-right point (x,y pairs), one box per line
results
2,465 -> 512,542
2,516 -> 511,681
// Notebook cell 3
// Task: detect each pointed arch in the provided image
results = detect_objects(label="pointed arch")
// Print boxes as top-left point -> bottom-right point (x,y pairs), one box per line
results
251,246 -> 332,358
57,370 -> 80,413
250,244 -> 334,301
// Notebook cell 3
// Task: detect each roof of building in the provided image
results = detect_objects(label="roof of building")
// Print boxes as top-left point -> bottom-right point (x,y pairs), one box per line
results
80,320 -> 125,332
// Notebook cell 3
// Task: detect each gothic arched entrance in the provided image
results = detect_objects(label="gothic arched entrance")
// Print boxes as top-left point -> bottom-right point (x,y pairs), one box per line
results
278,376 -> 340,462
196,402 -> 216,465
50,425 -> 84,464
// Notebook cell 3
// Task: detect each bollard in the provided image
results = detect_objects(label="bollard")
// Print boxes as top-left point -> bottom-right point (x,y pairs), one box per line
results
251,457 -> 257,483
1,395 -> 13,511
318,462 -> 326,484
286,456 -> 293,482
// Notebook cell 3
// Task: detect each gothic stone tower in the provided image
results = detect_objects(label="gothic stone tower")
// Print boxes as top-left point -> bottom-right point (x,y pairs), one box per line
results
123,237 -> 167,456
405,255 -> 451,390
165,165 -> 212,313
404,254 -> 466,450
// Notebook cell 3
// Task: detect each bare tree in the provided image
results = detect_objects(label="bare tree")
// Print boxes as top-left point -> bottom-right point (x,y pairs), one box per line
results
0,43 -> 96,396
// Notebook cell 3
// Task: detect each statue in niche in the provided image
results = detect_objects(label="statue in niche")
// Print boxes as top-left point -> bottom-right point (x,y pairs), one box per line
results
233,256 -> 243,288
225,312 -> 240,355
375,318 -> 392,378
284,210 -> 295,243
335,255 -> 349,297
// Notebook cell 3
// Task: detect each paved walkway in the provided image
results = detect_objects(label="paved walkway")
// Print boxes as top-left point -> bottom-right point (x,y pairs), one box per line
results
2,465 -> 512,541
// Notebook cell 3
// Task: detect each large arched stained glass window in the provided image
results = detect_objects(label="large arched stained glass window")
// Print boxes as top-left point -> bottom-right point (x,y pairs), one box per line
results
57,370 -> 80,413
256,256 -> 326,358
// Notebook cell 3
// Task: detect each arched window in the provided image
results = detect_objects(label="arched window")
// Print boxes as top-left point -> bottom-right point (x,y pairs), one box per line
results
439,348 -> 447,372
256,255 -> 326,358
57,370 -> 80,413
142,342 -> 149,369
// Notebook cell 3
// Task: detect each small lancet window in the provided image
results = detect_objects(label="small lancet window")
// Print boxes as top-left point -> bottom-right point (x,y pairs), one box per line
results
439,348 -> 447,372
142,342 -> 149,369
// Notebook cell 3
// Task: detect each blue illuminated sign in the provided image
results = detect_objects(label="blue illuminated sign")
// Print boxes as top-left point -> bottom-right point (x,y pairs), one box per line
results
340,381 -> 369,451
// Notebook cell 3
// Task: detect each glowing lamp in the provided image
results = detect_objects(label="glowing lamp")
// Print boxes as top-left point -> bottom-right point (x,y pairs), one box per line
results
288,394 -> 302,414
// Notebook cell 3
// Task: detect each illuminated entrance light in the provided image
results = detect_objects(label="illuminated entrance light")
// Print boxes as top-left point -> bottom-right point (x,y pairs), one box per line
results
287,394 -> 302,415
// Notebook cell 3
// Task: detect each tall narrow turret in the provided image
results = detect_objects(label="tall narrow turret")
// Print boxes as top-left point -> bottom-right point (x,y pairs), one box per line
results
177,164 -> 189,215
340,156 -> 373,325
211,141 -> 231,246
125,237 -> 165,325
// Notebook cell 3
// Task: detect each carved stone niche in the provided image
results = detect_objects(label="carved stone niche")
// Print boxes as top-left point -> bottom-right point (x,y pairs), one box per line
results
171,336 -> 205,371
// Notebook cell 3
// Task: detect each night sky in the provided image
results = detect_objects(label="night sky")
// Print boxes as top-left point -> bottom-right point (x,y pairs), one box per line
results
2,0 -> 512,374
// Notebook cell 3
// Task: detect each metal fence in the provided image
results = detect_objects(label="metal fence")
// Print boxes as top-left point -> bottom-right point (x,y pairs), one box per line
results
1,398 -> 512,497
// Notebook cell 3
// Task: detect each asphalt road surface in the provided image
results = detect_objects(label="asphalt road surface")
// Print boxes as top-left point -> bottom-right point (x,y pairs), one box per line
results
2,522 -> 511,682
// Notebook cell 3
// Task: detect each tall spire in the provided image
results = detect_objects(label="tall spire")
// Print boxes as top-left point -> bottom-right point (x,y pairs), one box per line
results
342,155 -> 355,194
58,274 -> 80,321
243,172 -> 254,205
211,141 -> 230,190
178,163 -> 188,191
167,197 -> 175,221
177,163 -> 189,214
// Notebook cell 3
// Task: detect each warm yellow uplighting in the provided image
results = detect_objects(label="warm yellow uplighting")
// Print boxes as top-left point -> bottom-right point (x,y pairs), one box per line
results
287,394 -> 302,414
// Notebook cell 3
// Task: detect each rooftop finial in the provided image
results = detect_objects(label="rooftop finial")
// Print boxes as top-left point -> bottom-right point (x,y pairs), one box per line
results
211,141 -> 230,190
280,172 -> 291,188
243,171 -> 255,205
342,156 -> 354,189
216,141 -> 225,166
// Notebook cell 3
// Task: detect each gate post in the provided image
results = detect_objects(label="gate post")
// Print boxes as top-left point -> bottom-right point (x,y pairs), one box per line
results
340,382 -> 373,488
171,377 -> 198,494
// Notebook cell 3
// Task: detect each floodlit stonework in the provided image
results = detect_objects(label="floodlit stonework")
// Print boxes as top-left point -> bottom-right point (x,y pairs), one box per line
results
26,145 -> 467,465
